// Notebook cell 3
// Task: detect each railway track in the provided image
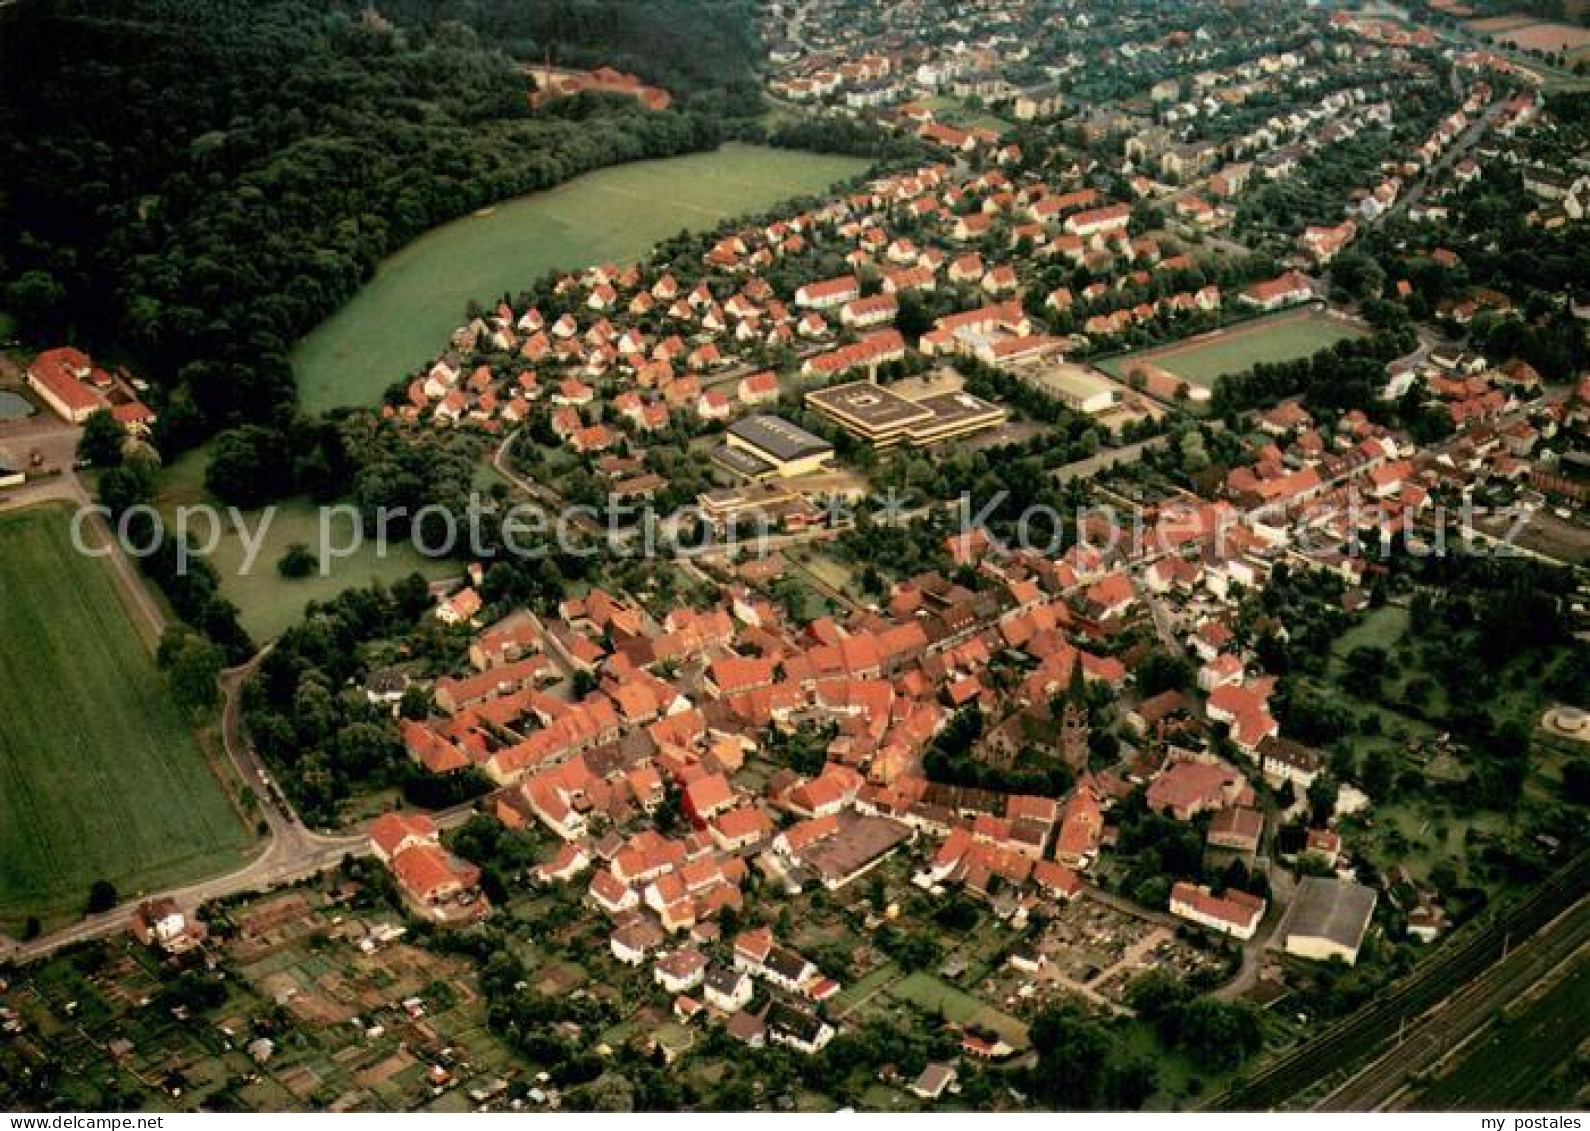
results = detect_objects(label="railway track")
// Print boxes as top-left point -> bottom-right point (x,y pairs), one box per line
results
1206,847 -> 1590,1111
1318,898 -> 1590,1111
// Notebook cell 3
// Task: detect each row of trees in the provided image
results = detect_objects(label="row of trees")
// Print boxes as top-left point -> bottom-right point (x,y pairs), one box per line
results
1209,325 -> 1418,417
88,453 -> 256,660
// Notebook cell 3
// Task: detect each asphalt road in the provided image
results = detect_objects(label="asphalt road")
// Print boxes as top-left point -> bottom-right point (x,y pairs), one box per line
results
1,647 -> 478,965
1372,99 -> 1509,230
1052,433 -> 1171,485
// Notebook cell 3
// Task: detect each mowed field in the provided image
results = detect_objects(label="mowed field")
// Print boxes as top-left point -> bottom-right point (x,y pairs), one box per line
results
0,505 -> 251,930
1470,14 -> 1590,54
1097,308 -> 1365,389
1467,13 -> 1590,71
154,447 -> 453,643
294,143 -> 870,413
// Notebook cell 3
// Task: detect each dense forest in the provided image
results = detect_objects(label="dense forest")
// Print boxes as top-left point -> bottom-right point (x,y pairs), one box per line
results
374,0 -> 764,116
0,0 -> 758,447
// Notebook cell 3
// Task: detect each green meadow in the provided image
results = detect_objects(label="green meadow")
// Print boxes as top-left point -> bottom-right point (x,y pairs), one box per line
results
0,505 -> 251,931
293,143 -> 869,413
153,448 -> 454,643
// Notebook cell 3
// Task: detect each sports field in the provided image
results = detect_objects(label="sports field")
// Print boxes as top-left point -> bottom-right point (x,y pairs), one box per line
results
294,143 -> 870,413
1097,309 -> 1365,389
0,505 -> 252,931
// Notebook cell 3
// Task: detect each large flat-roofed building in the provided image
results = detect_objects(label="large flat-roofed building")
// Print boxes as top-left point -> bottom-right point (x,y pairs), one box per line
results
805,374 -> 1007,450
788,814 -> 914,891
1023,361 -> 1118,415
717,414 -> 835,479
698,480 -> 822,530
1275,877 -> 1377,965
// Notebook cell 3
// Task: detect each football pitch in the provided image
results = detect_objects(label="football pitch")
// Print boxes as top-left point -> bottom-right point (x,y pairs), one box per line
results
1098,309 -> 1366,389
0,505 -> 252,931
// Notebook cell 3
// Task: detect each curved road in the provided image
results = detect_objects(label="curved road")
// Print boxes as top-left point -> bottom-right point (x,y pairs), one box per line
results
0,641 -> 482,965
0,651 -> 368,965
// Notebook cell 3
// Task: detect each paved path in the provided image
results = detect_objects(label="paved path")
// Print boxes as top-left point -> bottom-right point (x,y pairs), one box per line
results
1052,434 -> 1170,485
1045,923 -> 1179,1015
1213,876 -> 1287,1002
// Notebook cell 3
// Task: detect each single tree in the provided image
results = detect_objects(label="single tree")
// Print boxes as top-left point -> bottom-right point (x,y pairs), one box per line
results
86,879 -> 118,914
78,409 -> 127,468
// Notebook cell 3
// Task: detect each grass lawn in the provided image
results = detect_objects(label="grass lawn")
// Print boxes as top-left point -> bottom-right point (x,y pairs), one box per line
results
1329,604 -> 1410,658
293,143 -> 870,414
0,504 -> 252,931
154,447 -> 455,643
1097,310 -> 1365,389
831,960 -> 901,1017
888,971 -> 1030,1047
918,94 -> 1014,133
1119,1017 -> 1240,1111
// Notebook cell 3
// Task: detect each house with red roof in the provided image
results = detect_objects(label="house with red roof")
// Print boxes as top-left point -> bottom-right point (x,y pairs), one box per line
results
794,275 -> 860,310
1082,572 -> 1135,621
370,811 -> 485,921
1146,758 -> 1249,821
370,811 -> 439,862
840,293 -> 898,329
1170,881 -> 1265,940
1063,203 -> 1131,239
683,773 -> 738,825
435,587 -> 482,626
737,370 -> 780,406
27,347 -> 105,423
710,804 -> 775,851
707,655 -> 776,697
1055,782 -> 1104,869
1240,271 -> 1314,311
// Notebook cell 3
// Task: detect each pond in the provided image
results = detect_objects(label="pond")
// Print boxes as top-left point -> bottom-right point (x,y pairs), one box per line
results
0,390 -> 35,420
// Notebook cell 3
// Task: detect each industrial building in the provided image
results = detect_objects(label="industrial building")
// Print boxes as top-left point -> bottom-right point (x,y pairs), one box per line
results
1011,360 -> 1119,415
1275,877 -> 1378,965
